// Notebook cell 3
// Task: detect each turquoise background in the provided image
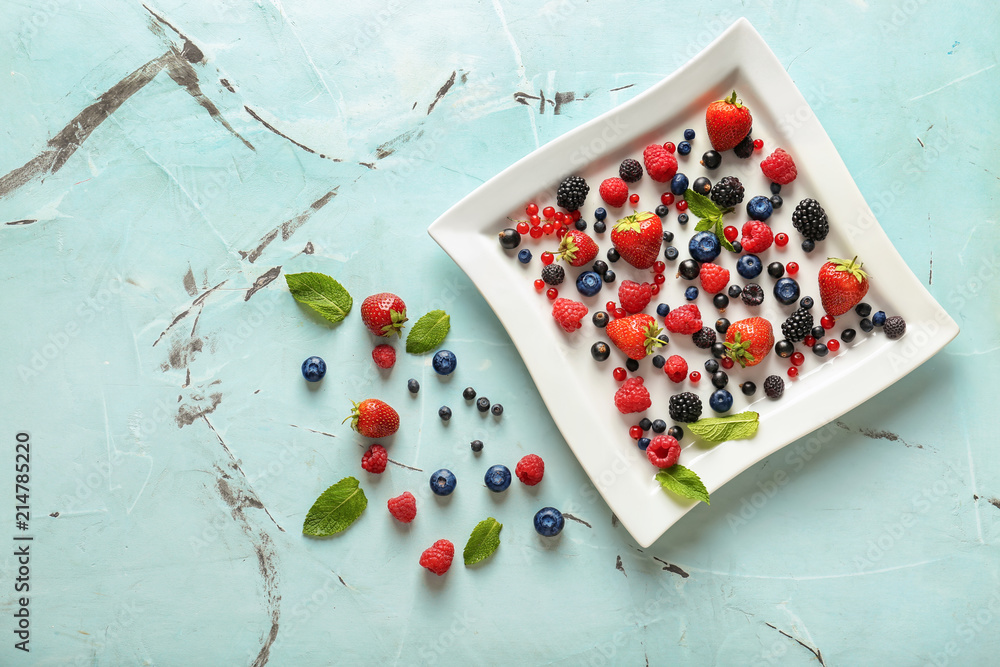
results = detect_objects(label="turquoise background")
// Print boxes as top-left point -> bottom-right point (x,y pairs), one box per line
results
1,0 -> 998,664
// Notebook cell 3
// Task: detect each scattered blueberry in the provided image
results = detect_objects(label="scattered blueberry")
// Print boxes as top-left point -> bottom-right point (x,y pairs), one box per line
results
652,354 -> 666,369
662,230 -> 675,242
626,358 -> 639,372
639,417 -> 652,431
677,213 -> 689,225
736,254 -> 763,279
841,328 -> 857,343
637,437 -> 651,451
463,387 -> 476,400
731,241 -> 743,254
491,404 -> 504,417
677,141 -> 692,156
800,296 -> 814,310
811,325 -> 826,340
746,196 -> 773,221
709,389 -> 734,413
594,207 -> 607,221
432,350 -> 457,375
667,425 -> 684,439
704,359 -> 720,374
438,406 -> 452,421
713,293 -> 729,310
701,150 -> 721,169
484,465 -> 512,492
655,204 -> 669,217
407,378 -> 420,394
689,231 -> 721,262
860,318 -> 874,332
770,194 -> 783,209
576,271 -> 603,296
801,239 -> 816,253
685,286 -> 699,300
471,440 -> 483,453
855,303 -> 872,317
607,248 -> 620,263
664,246 -> 679,261
603,269 -> 616,284
656,303 -> 670,317
770,182 -> 781,194
301,356 -> 326,382
767,261 -> 785,279
684,128 -> 696,140
728,284 -> 742,298
773,277 -> 800,305
534,507 -> 565,536
872,311 -> 887,327
813,342 -> 829,357
651,419 -> 667,434
657,334 -> 670,346
591,341 -> 611,362
670,173 -> 689,195
593,220 -> 607,234
430,469 -> 457,496
593,311 -> 609,328
476,397 -> 490,412
592,260 -> 609,274
574,219 -> 588,231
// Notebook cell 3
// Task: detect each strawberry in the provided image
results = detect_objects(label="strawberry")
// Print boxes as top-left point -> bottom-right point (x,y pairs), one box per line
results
552,298 -> 588,333
724,317 -> 774,368
699,263 -> 730,294
818,256 -> 870,316
345,398 -> 399,438
740,220 -> 773,253
760,148 -> 797,185
642,144 -> 678,182
555,229 -> 598,267
705,91 -> 753,152
610,211 -> 662,269
663,304 -> 702,335
599,177 -> 629,207
606,314 -> 665,360
618,280 -> 653,314
614,376 -> 651,414
664,355 -> 688,383
361,293 -> 407,337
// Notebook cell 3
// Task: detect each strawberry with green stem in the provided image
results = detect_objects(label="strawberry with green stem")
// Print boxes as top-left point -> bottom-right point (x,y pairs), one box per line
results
554,229 -> 598,267
706,91 -> 753,152
724,317 -> 774,368
345,399 -> 400,438
361,293 -> 407,337
606,313 -> 667,360
610,211 -> 662,269
819,256 -> 870,316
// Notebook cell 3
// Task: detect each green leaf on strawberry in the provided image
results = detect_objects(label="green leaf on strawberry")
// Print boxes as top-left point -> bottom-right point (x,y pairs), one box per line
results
656,465 -> 710,504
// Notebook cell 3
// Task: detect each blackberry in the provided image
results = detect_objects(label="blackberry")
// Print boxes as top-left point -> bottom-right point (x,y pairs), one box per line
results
741,283 -> 765,306
619,158 -> 643,183
763,375 -> 784,399
669,392 -> 703,423
781,308 -> 814,342
710,176 -> 745,208
692,327 -> 716,349
541,264 -> 565,285
792,198 -> 829,241
556,176 -> 590,211
883,316 -> 906,339
733,133 -> 754,159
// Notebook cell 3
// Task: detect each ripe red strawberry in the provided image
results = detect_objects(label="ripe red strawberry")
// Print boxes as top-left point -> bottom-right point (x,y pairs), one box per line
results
372,344 -> 396,369
599,177 -> 629,207
740,220 -> 774,253
515,454 -> 545,486
699,263 -> 730,294
605,313 -> 665,360
345,398 -> 399,438
818,256 -> 870,316
664,355 -> 688,383
614,377 -> 651,414
724,317 -> 774,368
760,148 -> 797,184
705,91 -> 753,152
646,435 -> 681,469
610,211 -> 662,269
361,444 -> 387,473
663,304 -> 702,335
419,539 -> 454,576
552,298 -> 588,333
618,280 -> 653,314
642,144 -> 678,182
361,293 -> 407,337
555,229 -> 598,266
387,491 -> 416,523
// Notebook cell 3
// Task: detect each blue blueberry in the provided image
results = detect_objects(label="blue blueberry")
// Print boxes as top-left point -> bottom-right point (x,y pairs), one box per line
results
534,507 -> 565,536
664,246 -> 679,261
736,254 -> 763,279
429,469 -> 457,496
594,207 -> 607,221
432,349 -> 457,375
637,437 -> 651,451
670,173 -> 689,195
484,464 -> 512,492
301,356 -> 326,382
801,239 -> 816,253
688,231 -> 721,262
800,296 -> 814,310
677,214 -> 689,225
773,278 -> 800,305
603,269 -> 616,283
407,378 -> 420,394
872,311 -> 887,327
576,271 -> 603,296
684,128 -> 696,141
685,286 -> 699,301
438,406 -> 452,420
574,219 -> 587,231
709,389 -> 734,413
652,355 -> 665,369
518,249 -> 532,263
651,419 -> 667,433
593,220 -> 606,234
746,196 -> 773,221
677,141 -> 692,156
656,303 -> 670,317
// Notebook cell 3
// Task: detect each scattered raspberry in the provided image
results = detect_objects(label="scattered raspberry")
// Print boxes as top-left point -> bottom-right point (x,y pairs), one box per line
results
599,177 -> 629,207
699,263 -> 730,294
552,298 -> 588,333
515,454 -> 545,486
372,344 -> 396,369
642,144 -> 679,183
663,304 -> 703,335
664,355 -> 688,383
760,148 -> 797,184
387,491 -> 416,522
361,444 -> 387,474
618,280 -> 653,314
614,376 -> 651,414
740,220 -> 774,253
419,539 -> 455,576
646,435 -> 681,468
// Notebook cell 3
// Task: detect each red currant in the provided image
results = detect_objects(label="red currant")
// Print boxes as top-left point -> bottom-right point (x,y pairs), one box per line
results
660,193 -> 675,206
720,357 -> 734,369
541,252 -> 554,265
787,366 -> 799,378
650,284 -> 660,295
613,367 -> 627,382
753,139 -> 763,151
533,279 -> 544,291
516,221 -> 529,235
553,212 -> 566,223
629,425 -> 643,440
629,193 -> 640,205
821,315 -> 835,329
786,261 -> 799,275
555,228 -> 566,240
827,339 -> 841,352
571,210 -> 581,221
542,223 -> 554,235
676,200 -> 688,212
663,142 -> 675,153
529,226 -> 543,239
529,215 -> 541,226
689,371 -> 701,382
614,308 -> 627,318
724,225 -> 738,242
804,336 -> 816,347
653,273 -> 666,285
605,301 -> 617,311
653,261 -> 666,274
546,288 -> 558,300
542,206 -> 555,219
526,203 -> 539,216
775,233 -> 789,247
790,352 -> 805,366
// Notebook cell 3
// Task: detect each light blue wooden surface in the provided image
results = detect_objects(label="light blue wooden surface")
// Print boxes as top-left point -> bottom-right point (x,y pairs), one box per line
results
1,1 -> 998,665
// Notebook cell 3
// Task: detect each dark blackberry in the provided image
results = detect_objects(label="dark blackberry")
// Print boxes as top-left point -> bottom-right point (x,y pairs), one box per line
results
792,198 -> 829,241
668,392 -> 702,423
781,308 -> 814,342
556,176 -> 590,211
619,159 -> 643,183
709,176 -> 745,208
541,264 -> 565,285
692,327 -> 716,349
733,133 -> 754,159
883,316 -> 906,339
763,375 -> 784,399
741,283 -> 764,306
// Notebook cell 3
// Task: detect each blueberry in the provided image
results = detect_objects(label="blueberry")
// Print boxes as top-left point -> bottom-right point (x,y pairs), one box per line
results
664,246 -> 679,261
712,371 -> 729,388
711,342 -> 726,359
655,204 -> 669,217
811,325 -> 826,340
603,269 -> 616,284
471,440 -> 483,453
812,342 -> 829,357
407,378 -> 420,394
685,286 -> 699,301
773,278 -> 800,305
770,194 -> 783,209
607,248 -> 620,263
430,469 -> 456,496
651,419 -> 667,433
463,387 -> 476,400
741,381 -> 757,396
770,182 -> 781,194
715,318 -> 731,334
667,425 -> 684,439
593,220 -> 607,234
574,219 -> 587,231
534,507 -> 565,536
775,340 -> 795,358
860,318 -> 874,332
476,397 -> 490,412
703,360 -> 719,374
767,262 -> 785,279
701,150 -> 722,169
498,228 -> 521,249
594,207 -> 607,221
872,311 -> 887,327
662,230 -> 675,242
432,350 -> 457,375
692,176 -> 712,195
518,249 -> 532,263
301,356 -> 327,382
576,271 -> 603,296
841,328 -> 857,343
684,129 -> 696,140
652,354 -> 666,369
855,303 -> 872,317
679,259 -> 700,280
593,311 -> 609,327
736,254 -> 763,279
491,403 -> 504,416
626,358 -> 639,372
591,342 -> 611,361
670,173 -> 689,195
639,417 -> 652,431
800,296 -> 814,310
801,239 -> 816,253
657,334 -> 670,346
637,437 -> 651,451
689,231 -> 721,262
677,141 -> 692,156
438,406 -> 452,420
709,389 -> 734,413
485,464 -> 512,492
731,241 -> 742,253
728,284 -> 742,298
677,214 -> 689,225
746,196 -> 773,221
592,260 -> 608,275
713,293 -> 729,310
656,303 -> 670,317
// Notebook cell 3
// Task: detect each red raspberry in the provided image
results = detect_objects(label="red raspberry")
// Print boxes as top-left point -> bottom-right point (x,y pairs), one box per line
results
740,220 -> 774,253
642,144 -> 678,183
515,454 -> 545,486
664,355 -> 688,383
617,280 -> 653,314
552,298 -> 588,333
599,177 -> 629,207
663,304 -> 702,335
646,435 -> 681,468
419,539 -> 454,576
614,376 -> 651,414
387,491 -> 416,522
760,148 -> 797,185
699,263 -> 730,294
361,444 -> 387,474
372,344 -> 396,369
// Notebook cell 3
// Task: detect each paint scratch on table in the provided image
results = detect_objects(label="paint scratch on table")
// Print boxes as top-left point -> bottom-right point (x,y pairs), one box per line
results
153,280 -> 228,346
206,416 -> 284,532
243,106 -> 343,162
764,622 -> 825,666
652,557 -> 690,578
427,70 -> 457,114
835,420 -> 930,450
245,266 -> 282,301
615,555 -> 626,576
239,189 -> 338,263
562,513 -> 591,528
908,64 -> 997,102
375,129 -> 424,160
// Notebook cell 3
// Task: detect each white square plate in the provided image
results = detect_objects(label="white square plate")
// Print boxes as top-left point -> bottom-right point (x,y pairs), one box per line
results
427,18 -> 958,547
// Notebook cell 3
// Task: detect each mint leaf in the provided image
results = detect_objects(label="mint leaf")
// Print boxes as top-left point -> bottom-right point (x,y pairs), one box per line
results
684,188 -> 721,220
302,476 -> 367,537
715,219 -> 736,253
688,411 -> 759,442
463,517 -> 502,566
656,465 -> 710,504
406,310 -> 450,354
286,272 -> 352,324
694,217 -> 717,232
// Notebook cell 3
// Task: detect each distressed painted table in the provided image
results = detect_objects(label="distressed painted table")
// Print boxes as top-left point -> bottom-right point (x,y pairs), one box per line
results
1,1 -> 998,665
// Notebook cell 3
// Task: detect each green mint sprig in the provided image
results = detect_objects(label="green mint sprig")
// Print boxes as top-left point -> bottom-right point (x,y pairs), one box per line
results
685,188 -> 735,253
406,310 -> 451,354
688,411 -> 760,442
302,476 -> 367,537
286,272 -> 353,324
656,465 -> 710,504
463,517 -> 502,565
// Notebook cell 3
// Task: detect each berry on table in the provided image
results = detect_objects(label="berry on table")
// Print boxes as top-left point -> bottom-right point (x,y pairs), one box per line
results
786,261 -> 799,275
613,367 -> 627,381
615,377 -> 652,414
407,378 -> 420,394
760,148 -> 797,184
518,248 -> 532,263
646,435 -> 681,469
884,316 -> 906,339
704,358 -> 720,373
438,406 -> 452,421
429,469 -> 457,496
629,193 -> 640,205
599,177 -> 629,208
639,417 -> 652,431
764,374 -> 784,398
556,176 -> 590,211
664,246 -> 679,261
347,399 -> 400,438
746,195 -> 773,221
432,349 -> 457,375
690,373 -> 701,383
471,439 -> 484,452
629,425 -> 643,440
661,192 -> 675,206
811,326 -> 825,340
770,183 -> 781,194
813,342 -> 829,357
790,352 -> 805,366
720,356 -> 734,369
652,354 -> 666,369
859,318 -> 874,332
712,371 -> 729,388
372,344 -> 396,369
593,311 -> 609,327
604,270 -> 617,284
714,294 -> 730,310
477,397 -> 491,412
670,173 -> 689,195
710,176 -> 745,208
774,232 -> 789,247
463,386 -> 477,400
770,194 -> 783,210
655,204 -> 669,217
515,454 -> 545,486
652,419 -> 667,433
664,355 -> 688,383
709,389 -> 734,413
516,221 -> 530,235
693,327 -> 716,349
685,286 -> 699,301
792,198 -> 829,241
677,213 -> 689,224
827,339 -> 841,352
594,220 -> 606,233
419,539 -> 455,575
728,284 -> 742,298
663,142 -> 676,153
692,176 -> 713,195
684,129 -> 696,140
841,328 -> 857,343
711,342 -> 726,359
529,226 -> 543,239
787,366 -> 799,378
643,143 -> 679,182
591,341 -> 611,362
534,507 -> 565,536
361,444 -> 388,474
619,158 -> 644,182
821,315 -> 836,329
773,277 -> 800,305
542,206 -> 555,219
664,304 -> 703,335
740,283 -> 765,306
301,356 -> 326,382
781,308 -> 813,342
856,303 -> 872,317
534,279 -> 544,291
485,464 -> 512,492
540,264 -> 563,286
741,381 -> 756,396
800,296 -> 815,310
669,392 -> 703,422
526,203 -> 539,216
767,262 -> 785,279
724,225 -> 739,242
677,141 -> 691,155
741,220 -> 774,253
637,437 -> 651,451
541,251 -> 555,265
872,311 -> 887,327
753,139 -> 764,151
491,403 -> 504,416
498,228 -> 521,249
387,492 -> 417,523
607,247 -> 620,263
668,425 -> 684,440
576,271 -> 603,297
689,231 -> 721,262
619,280 -> 654,314
701,150 -> 722,170
804,335 -> 817,347
594,207 -> 607,221
733,134 -> 754,159
552,297 -> 588,332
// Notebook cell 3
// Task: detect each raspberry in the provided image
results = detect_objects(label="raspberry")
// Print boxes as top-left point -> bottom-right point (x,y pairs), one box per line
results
387,491 -> 417,522
760,148 -> 797,185
556,176 -> 590,211
619,158 -> 643,182
664,304 -> 702,335
614,377 -> 651,414
618,280 -> 653,314
646,435 -> 681,468
372,344 -> 396,369
419,539 -> 454,576
668,392 -> 702,423
642,144 -> 678,183
361,444 -> 387,473
552,298 -> 588,333
699,262 -> 730,294
515,454 -> 545,486
599,177 -> 629,207
740,220 -> 774,253
664,355 -> 688,383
